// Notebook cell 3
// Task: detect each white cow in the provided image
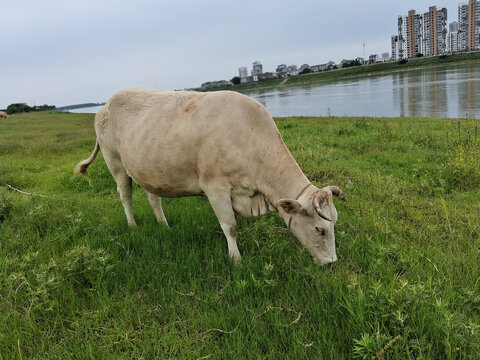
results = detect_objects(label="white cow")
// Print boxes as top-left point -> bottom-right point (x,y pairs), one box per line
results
76,88 -> 347,264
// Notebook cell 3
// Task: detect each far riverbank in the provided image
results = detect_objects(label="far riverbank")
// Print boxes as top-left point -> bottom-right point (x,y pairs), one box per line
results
203,51 -> 480,93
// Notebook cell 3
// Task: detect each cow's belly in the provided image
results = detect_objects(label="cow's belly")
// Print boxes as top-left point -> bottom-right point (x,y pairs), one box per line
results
118,146 -> 203,198
127,163 -> 203,198
133,175 -> 203,198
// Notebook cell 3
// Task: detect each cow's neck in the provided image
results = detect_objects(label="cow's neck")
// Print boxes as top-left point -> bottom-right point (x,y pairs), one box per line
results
256,146 -> 312,209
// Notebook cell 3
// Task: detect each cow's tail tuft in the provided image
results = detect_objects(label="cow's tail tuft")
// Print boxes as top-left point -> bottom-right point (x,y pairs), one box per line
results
75,139 -> 100,178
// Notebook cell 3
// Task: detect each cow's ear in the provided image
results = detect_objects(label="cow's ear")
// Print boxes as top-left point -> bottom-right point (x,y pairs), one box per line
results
278,199 -> 302,214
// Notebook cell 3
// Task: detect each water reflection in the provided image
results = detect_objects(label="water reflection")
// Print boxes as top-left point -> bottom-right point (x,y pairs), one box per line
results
401,69 -> 448,117
243,63 -> 480,118
461,66 -> 480,118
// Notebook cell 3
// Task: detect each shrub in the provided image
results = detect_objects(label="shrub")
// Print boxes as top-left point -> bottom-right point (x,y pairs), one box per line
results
443,121 -> 480,189
63,245 -> 115,291
231,76 -> 241,85
444,144 -> 480,189
7,103 -> 31,114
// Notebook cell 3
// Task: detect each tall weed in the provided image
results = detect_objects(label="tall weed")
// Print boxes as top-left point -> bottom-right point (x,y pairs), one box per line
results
444,120 -> 480,189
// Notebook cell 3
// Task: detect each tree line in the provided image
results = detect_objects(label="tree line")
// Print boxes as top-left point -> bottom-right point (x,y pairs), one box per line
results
3,103 -> 56,115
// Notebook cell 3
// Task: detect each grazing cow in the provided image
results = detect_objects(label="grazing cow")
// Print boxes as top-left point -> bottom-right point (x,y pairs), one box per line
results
0,111 -> 8,118
76,88 -> 347,264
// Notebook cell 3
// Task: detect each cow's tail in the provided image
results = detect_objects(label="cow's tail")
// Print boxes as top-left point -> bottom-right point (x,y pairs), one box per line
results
75,139 -> 100,178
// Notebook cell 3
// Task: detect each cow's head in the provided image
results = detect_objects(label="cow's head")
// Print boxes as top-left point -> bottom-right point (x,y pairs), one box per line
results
278,185 -> 347,265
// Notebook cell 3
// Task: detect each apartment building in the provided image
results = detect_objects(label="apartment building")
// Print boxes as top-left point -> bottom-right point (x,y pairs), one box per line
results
391,35 -> 399,60
447,31 -> 459,52
369,54 -> 379,64
238,66 -> 248,79
459,2 -> 469,50
310,61 -> 336,72
299,64 -> 310,73
393,6 -> 447,59
450,21 -> 459,32
408,10 -> 422,57
447,22 -> 459,52
238,66 -> 248,84
286,65 -> 298,76
397,15 -> 408,59
251,61 -> 263,76
432,6 -> 448,54
422,6 -> 448,56
275,64 -> 288,78
423,8 -> 434,55
458,0 -> 480,51
467,0 -> 480,49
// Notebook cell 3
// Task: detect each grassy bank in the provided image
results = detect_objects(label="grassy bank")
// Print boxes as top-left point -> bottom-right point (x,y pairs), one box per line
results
0,112 -> 479,359
205,51 -> 480,93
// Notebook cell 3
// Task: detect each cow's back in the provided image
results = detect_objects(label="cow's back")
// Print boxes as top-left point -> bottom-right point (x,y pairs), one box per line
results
94,88 -> 286,197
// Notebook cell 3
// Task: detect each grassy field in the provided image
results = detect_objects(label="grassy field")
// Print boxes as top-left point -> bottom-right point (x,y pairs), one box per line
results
204,51 -> 480,93
0,112 -> 479,359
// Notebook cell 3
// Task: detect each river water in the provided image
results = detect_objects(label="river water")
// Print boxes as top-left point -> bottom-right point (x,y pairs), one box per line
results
243,63 -> 480,118
72,63 -> 480,118
69,105 -> 104,113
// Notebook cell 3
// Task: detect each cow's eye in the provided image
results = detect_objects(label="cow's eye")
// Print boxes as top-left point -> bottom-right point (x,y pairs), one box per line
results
315,227 -> 326,235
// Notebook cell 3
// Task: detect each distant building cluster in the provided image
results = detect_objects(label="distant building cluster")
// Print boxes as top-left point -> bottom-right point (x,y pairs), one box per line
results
392,1 -> 480,60
199,2 -> 480,90
237,60 -> 338,85
200,80 -> 233,89
392,6 -> 447,60
201,59 -> 347,89
201,52 -> 392,88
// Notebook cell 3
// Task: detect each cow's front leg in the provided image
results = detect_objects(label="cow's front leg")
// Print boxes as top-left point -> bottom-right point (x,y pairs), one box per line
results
205,189 -> 241,263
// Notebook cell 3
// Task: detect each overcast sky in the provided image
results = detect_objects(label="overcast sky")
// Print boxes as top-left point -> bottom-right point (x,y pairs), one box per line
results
1,0 -> 461,108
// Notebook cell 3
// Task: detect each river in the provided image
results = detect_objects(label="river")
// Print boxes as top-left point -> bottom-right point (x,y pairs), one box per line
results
243,63 -> 480,118
71,63 -> 480,118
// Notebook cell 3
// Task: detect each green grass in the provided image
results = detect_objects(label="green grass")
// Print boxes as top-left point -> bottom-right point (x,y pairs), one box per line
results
205,51 -> 480,93
0,112 -> 479,359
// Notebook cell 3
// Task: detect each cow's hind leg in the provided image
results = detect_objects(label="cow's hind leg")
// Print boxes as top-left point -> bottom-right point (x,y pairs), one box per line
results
146,191 -> 168,226
114,171 -> 136,227
204,189 -> 241,263
102,149 -> 137,226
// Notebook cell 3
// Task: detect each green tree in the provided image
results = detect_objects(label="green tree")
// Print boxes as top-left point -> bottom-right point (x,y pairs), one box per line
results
6,103 -> 55,114
341,61 -> 354,68
6,103 -> 32,114
231,76 -> 241,85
